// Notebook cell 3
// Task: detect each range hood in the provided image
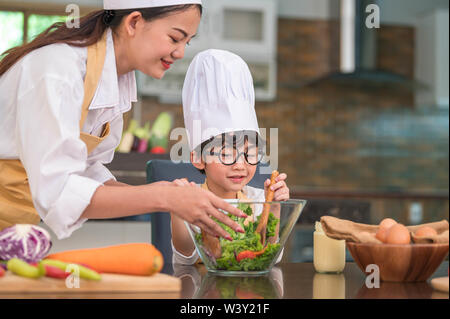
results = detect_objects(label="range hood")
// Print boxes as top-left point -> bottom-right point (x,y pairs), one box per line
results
307,0 -> 427,90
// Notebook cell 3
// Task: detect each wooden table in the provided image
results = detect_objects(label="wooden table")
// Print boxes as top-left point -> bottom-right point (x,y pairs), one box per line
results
169,262 -> 449,299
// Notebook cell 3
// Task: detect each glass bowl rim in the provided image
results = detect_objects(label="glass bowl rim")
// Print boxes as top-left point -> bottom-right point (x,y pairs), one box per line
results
222,199 -> 307,205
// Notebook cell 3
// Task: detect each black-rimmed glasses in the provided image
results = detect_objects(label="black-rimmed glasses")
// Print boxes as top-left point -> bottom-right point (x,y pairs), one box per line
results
210,145 -> 263,165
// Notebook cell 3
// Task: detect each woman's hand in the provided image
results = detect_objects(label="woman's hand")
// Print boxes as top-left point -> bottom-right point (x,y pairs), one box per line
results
167,179 -> 246,240
264,173 -> 289,201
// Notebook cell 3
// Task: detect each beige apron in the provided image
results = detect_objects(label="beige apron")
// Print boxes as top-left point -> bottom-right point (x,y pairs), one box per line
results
0,31 -> 110,231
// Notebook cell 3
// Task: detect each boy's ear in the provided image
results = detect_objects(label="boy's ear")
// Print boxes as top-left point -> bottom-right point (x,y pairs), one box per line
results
191,151 -> 205,170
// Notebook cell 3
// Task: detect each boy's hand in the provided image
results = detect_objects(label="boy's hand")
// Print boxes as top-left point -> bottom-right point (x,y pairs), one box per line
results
264,173 -> 289,201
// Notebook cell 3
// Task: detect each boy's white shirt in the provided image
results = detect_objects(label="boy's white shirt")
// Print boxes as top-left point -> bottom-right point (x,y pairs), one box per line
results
171,184 -> 284,265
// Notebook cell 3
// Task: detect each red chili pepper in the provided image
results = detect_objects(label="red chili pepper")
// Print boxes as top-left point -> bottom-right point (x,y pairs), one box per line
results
236,251 -> 256,262
44,265 -> 70,279
236,246 -> 268,263
0,266 -> 5,277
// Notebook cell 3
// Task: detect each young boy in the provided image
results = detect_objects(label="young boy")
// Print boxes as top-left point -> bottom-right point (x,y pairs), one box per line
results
170,49 -> 289,265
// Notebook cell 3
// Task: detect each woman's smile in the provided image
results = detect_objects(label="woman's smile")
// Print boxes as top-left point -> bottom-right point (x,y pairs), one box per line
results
161,59 -> 173,70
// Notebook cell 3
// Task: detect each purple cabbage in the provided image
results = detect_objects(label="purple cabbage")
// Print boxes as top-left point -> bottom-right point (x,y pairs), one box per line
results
0,224 -> 52,263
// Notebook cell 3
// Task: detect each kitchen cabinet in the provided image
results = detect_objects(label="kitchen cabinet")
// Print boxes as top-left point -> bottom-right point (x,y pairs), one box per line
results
209,0 -> 277,60
137,57 -> 277,103
191,0 -> 277,60
137,0 -> 278,103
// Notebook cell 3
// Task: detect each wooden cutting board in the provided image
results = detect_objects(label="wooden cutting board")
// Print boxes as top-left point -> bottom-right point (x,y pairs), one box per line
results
431,276 -> 449,293
0,271 -> 181,298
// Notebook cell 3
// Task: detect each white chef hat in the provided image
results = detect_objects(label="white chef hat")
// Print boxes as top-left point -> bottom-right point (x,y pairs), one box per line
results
182,49 -> 259,151
104,0 -> 202,10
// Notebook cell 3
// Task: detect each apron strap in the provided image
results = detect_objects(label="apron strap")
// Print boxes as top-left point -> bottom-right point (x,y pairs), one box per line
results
79,30 -> 108,130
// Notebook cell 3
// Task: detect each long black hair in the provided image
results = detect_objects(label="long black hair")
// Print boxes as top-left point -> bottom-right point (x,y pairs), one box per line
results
0,4 -> 202,76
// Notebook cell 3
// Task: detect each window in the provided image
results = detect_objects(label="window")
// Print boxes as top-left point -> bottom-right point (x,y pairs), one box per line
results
0,8 -> 70,57
27,14 -> 66,42
0,11 -> 24,56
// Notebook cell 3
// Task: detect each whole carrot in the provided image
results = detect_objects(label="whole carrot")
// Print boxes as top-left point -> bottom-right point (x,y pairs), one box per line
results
255,170 -> 279,244
45,243 -> 163,276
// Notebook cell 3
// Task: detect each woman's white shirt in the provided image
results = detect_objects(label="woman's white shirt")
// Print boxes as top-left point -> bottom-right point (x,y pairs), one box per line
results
0,29 -> 137,239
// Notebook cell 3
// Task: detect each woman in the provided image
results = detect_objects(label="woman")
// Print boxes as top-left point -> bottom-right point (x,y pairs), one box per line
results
0,0 -> 245,240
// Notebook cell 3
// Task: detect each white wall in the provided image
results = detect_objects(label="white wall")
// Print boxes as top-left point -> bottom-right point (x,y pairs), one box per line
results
276,0 -> 450,24
415,9 -> 436,107
40,221 -> 151,253
6,0 -> 450,21
434,9 -> 449,107
19,0 -> 333,19
415,8 -> 449,108
379,0 -> 449,26
19,0 -> 102,7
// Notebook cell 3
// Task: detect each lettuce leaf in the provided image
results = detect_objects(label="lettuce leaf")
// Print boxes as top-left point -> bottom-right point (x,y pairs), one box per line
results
194,204 -> 281,271
215,206 -> 280,271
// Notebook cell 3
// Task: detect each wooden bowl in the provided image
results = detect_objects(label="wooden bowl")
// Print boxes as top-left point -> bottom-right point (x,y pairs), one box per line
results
347,242 -> 449,282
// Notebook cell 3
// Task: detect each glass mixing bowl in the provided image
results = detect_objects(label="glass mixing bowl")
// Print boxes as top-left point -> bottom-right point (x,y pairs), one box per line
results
185,199 -> 307,276
194,267 -> 284,299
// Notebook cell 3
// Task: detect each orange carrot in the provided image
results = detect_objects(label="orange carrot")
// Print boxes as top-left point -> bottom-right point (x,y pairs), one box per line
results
45,243 -> 163,276
255,170 -> 279,244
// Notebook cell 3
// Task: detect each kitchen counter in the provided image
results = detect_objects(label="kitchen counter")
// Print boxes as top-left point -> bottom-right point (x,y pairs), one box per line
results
169,261 -> 449,299
1,262 -> 447,299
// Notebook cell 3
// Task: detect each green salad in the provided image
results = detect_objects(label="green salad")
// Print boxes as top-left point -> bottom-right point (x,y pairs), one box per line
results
195,203 -> 281,271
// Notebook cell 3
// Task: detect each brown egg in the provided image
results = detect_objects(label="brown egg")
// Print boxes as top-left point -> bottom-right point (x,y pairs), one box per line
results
375,227 -> 389,243
375,218 -> 398,243
380,218 -> 397,230
385,224 -> 411,245
415,226 -> 438,237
